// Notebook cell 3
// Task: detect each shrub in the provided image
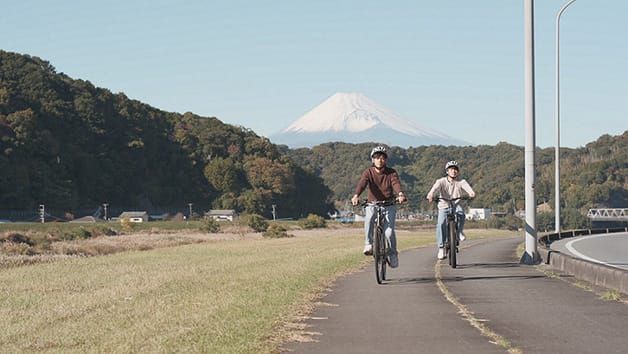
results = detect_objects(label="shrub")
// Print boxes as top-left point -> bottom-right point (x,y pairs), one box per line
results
120,219 -> 137,233
246,214 -> 268,232
1,242 -> 34,255
73,227 -> 92,239
201,216 -> 220,233
299,214 -> 327,229
0,232 -> 34,246
263,223 -> 292,238
91,225 -> 118,237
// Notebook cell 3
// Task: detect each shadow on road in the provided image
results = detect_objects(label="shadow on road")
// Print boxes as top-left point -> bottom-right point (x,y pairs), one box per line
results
383,277 -> 437,285
440,274 -> 547,282
455,262 -> 522,269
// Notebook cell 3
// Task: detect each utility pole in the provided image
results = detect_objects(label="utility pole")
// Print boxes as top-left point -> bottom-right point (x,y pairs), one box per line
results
521,0 -> 541,265
39,204 -> 45,223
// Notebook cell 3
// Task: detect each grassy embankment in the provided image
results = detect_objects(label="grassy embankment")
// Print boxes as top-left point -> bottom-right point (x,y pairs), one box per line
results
0,227 -> 519,352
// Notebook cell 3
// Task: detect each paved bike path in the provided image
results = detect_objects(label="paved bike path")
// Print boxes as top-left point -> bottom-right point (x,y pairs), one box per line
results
283,236 -> 628,353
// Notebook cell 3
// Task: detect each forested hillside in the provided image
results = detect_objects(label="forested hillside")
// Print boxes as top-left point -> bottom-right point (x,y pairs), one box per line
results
0,50 -> 331,218
285,132 -> 627,229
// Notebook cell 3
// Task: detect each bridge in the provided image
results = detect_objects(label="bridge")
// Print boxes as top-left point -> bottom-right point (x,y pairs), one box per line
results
587,208 -> 628,222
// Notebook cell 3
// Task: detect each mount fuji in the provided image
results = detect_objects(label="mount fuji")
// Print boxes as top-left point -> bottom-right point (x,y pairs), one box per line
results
270,93 -> 468,148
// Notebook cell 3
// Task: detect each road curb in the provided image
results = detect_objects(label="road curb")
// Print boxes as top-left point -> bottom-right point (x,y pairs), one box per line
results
539,228 -> 628,295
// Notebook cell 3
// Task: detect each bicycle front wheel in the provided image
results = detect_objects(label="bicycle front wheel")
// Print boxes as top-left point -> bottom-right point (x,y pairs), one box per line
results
448,219 -> 457,268
374,226 -> 386,284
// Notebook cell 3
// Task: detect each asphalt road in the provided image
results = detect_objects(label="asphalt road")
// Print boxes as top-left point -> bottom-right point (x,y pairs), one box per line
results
550,232 -> 628,270
282,236 -> 628,353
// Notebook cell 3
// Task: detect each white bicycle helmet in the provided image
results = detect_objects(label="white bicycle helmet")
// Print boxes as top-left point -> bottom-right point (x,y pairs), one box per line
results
445,160 -> 459,171
370,146 -> 388,159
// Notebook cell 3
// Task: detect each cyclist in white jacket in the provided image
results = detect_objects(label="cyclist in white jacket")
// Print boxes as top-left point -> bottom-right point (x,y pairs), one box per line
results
427,160 -> 475,260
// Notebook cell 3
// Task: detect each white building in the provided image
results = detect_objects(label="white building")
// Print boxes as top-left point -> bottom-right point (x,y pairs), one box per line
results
466,208 -> 492,220
206,209 -> 237,222
119,211 -> 149,223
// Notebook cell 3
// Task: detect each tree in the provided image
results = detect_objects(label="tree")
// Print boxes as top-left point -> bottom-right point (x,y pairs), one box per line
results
203,157 -> 244,193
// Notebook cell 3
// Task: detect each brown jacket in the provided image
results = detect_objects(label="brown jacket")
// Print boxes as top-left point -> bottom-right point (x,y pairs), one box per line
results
354,166 -> 403,202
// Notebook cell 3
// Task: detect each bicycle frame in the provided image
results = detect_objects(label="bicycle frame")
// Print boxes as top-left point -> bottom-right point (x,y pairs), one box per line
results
437,197 -> 464,268
362,199 -> 396,284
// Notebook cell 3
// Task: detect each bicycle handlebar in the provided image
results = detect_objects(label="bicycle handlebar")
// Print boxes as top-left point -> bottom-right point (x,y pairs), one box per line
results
435,196 -> 470,202
358,199 -> 400,208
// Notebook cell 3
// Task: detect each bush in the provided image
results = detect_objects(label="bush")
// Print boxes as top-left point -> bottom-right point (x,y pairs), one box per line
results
537,212 -> 555,232
55,227 -> 93,241
263,223 -> 292,238
246,214 -> 268,232
486,215 -> 522,231
1,242 -> 34,255
91,225 -> 118,237
201,216 -> 220,233
299,214 -> 327,229
120,219 -> 137,233
0,232 -> 34,246
72,227 -> 92,239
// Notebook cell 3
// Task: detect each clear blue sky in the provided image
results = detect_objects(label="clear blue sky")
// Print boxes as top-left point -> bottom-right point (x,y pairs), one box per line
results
1,1 -> 626,148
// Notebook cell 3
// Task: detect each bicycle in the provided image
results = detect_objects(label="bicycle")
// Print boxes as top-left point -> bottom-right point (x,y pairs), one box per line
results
361,199 -> 397,284
436,197 -> 468,268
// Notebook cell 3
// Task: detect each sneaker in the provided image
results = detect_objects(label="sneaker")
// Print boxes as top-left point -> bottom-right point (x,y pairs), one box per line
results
388,254 -> 399,268
459,232 -> 466,242
437,248 -> 445,260
363,244 -> 373,256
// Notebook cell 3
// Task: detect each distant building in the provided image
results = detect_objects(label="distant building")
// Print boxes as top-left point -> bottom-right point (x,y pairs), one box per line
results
467,208 -> 492,220
206,209 -> 237,222
119,211 -> 149,223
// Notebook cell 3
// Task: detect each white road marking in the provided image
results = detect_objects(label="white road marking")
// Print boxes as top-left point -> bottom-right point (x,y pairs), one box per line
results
564,234 -> 622,269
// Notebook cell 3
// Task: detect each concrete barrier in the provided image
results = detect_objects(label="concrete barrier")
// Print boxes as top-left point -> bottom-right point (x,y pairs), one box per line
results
538,228 -> 628,295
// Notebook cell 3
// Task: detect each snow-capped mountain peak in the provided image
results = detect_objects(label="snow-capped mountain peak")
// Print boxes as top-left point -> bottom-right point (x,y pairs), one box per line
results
272,93 -> 467,148
282,93 -> 445,137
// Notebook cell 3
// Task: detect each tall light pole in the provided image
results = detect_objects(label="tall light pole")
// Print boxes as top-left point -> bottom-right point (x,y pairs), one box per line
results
555,0 -> 577,233
521,0 -> 541,265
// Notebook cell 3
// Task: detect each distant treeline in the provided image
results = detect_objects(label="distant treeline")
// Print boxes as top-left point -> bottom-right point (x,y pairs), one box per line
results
0,50 -> 331,219
284,134 -> 627,229
1,50 -> 625,229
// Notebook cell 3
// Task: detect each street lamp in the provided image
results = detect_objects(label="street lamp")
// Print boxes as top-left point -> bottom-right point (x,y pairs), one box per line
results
521,0 -> 540,265
555,0 -> 577,233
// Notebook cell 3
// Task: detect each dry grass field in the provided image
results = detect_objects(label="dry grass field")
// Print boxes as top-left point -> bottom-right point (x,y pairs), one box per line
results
0,225 -> 520,352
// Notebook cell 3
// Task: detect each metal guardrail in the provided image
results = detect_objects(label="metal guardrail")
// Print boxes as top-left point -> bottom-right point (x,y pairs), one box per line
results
539,227 -> 628,246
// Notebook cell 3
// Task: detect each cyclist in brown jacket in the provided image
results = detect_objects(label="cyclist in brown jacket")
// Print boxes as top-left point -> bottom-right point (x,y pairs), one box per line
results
351,146 -> 406,268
